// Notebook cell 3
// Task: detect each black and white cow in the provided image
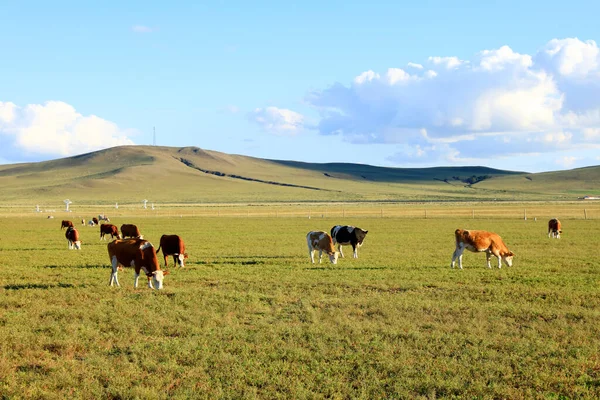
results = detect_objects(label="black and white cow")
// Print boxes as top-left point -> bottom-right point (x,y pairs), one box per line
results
330,225 -> 368,259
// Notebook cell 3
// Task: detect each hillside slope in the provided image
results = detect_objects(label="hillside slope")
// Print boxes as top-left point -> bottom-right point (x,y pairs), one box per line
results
0,145 -> 596,204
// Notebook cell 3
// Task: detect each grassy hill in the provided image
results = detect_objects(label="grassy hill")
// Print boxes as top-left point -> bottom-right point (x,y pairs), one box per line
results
0,145 -> 597,205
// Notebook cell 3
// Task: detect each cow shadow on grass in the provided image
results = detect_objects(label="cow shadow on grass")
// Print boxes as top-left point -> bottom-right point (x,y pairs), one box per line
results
304,265 -> 390,271
43,264 -> 106,269
4,282 -> 78,290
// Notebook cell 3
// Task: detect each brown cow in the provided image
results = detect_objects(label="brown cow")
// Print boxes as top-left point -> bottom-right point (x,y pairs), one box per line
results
156,234 -> 188,267
65,226 -> 81,250
548,218 -> 562,239
60,220 -> 74,230
92,217 -> 99,225
306,231 -> 338,264
100,224 -> 121,240
107,239 -> 169,289
451,229 -> 514,269
121,224 -> 143,239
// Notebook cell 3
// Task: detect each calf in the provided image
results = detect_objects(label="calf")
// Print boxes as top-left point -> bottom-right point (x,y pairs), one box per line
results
107,239 -> 169,289
100,223 -> 121,240
156,234 -> 188,267
88,220 -> 96,227
92,217 -> 99,225
65,227 -> 81,250
451,229 -> 515,269
330,225 -> 368,258
60,220 -> 74,230
548,218 -> 562,239
121,224 -> 143,239
306,231 -> 338,264
81,218 -> 85,226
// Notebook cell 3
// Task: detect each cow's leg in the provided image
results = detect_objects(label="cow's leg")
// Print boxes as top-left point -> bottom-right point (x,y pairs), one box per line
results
309,249 -> 315,263
496,253 -> 502,269
173,255 -> 178,267
178,254 -> 185,268
352,244 -> 358,259
451,245 -> 464,269
318,249 -> 323,264
486,251 -> 493,269
134,273 -> 140,288
109,256 -> 120,287
338,244 -> 344,258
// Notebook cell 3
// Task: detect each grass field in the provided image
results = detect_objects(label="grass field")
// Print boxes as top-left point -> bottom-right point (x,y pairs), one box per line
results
1,210 -> 600,399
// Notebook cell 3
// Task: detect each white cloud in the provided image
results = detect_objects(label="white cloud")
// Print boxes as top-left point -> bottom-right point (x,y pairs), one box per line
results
477,45 -> 532,71
304,38 -> 600,164
407,62 -> 423,69
0,101 -> 135,161
131,25 -> 154,33
556,156 -> 581,168
537,38 -> 599,78
249,107 -> 305,135
428,56 -> 464,69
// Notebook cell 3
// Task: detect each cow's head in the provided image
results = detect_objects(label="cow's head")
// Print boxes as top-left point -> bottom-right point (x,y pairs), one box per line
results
328,251 -> 339,264
355,228 -> 368,245
502,251 -> 515,267
177,253 -> 188,267
74,241 -> 81,250
149,270 -> 169,289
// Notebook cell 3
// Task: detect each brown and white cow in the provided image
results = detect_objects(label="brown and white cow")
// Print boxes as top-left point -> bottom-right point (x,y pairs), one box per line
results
107,239 -> 169,289
60,220 -> 74,230
92,217 -> 99,226
81,218 -> 85,226
100,223 -> 121,240
306,231 -> 339,264
65,226 -> 81,250
156,234 -> 188,268
548,218 -> 562,239
451,229 -> 515,269
121,224 -> 143,239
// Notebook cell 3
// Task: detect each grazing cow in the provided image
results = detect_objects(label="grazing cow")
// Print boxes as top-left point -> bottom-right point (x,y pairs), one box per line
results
548,218 -> 562,239
107,239 -> 169,289
92,217 -> 99,225
100,223 -> 121,240
330,225 -> 369,259
156,234 -> 188,267
99,214 -> 110,222
65,226 -> 81,250
88,220 -> 95,227
81,218 -> 85,226
60,220 -> 74,230
121,224 -> 143,239
306,231 -> 338,264
451,229 -> 515,269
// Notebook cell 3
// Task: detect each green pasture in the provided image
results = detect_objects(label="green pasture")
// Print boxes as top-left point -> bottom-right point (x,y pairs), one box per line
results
1,212 -> 599,399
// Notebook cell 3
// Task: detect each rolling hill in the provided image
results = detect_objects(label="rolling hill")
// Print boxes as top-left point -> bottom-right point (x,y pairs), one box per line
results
0,145 -> 597,205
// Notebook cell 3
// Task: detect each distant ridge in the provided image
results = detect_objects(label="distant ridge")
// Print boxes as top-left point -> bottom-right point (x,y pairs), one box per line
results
0,145 -> 597,204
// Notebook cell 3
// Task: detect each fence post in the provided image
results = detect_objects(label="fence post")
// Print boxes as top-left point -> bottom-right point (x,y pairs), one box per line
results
524,209 -> 527,221
584,209 -> 587,220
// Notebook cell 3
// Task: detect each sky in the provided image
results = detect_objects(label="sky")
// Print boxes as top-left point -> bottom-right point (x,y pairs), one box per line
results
1,1 -> 600,173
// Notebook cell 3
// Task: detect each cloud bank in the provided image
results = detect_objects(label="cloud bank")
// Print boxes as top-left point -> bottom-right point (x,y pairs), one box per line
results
303,38 -> 600,164
0,101 -> 135,162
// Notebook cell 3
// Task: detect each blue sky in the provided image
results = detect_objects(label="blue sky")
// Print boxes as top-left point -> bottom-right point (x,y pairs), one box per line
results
1,1 -> 600,172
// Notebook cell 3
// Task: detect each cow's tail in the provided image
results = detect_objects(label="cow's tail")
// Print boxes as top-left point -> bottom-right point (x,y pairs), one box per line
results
155,244 -> 161,254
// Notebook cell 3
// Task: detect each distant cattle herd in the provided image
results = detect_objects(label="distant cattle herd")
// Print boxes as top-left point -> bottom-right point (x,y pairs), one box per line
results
57,214 -> 563,290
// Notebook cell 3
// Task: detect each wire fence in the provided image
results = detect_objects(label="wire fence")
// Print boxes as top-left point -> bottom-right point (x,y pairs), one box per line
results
1,202 -> 598,220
